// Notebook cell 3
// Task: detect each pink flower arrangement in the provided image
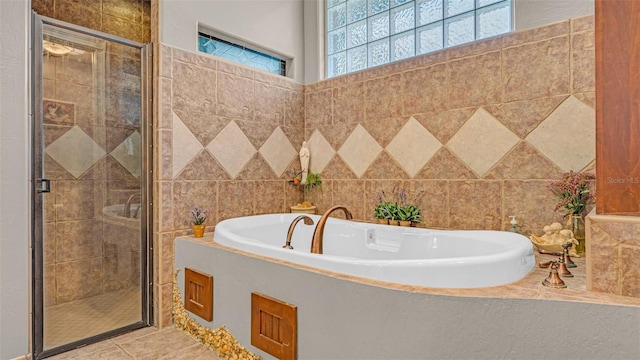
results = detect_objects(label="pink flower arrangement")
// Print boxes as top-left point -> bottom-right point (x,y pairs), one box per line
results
550,170 -> 595,216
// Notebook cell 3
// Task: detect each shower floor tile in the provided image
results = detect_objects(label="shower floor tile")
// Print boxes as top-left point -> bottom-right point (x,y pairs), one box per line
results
47,327 -> 222,359
44,288 -> 141,349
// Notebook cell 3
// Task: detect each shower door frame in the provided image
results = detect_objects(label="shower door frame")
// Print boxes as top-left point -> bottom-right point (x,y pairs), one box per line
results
31,13 -> 153,359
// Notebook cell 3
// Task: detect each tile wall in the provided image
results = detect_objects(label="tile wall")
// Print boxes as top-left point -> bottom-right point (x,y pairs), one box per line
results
42,42 -> 143,305
155,47 -> 306,326
587,212 -> 640,298
32,0 -> 151,44
156,15 -> 606,326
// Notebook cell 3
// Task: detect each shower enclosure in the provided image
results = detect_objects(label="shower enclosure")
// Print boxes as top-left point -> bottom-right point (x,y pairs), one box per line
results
31,15 -> 152,359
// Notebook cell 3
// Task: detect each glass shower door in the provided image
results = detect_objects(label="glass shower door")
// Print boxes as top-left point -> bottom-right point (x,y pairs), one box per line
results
32,15 -> 151,358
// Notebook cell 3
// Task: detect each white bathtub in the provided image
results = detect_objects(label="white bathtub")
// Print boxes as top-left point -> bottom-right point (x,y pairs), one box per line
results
213,213 -> 535,288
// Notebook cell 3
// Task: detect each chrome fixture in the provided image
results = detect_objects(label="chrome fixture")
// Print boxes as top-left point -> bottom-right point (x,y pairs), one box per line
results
310,205 -> 352,254
123,193 -> 141,218
283,215 -> 314,249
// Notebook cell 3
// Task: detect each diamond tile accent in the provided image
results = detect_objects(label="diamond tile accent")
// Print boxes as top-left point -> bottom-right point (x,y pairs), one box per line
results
110,131 -> 141,178
308,130 -> 336,173
338,124 -> 383,178
447,108 -> 520,177
172,113 -> 204,178
386,117 -> 442,177
206,120 -> 256,179
259,127 -> 297,177
526,96 -> 596,172
45,125 -> 106,178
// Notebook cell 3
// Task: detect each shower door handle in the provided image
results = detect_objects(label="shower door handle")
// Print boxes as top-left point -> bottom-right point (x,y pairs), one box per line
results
37,178 -> 51,193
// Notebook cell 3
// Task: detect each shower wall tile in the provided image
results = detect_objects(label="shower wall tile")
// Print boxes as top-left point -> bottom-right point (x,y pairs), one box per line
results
44,264 -> 57,306
157,181 -> 173,233
54,0 -> 101,30
103,14 -> 145,43
158,232 -> 174,285
56,257 -> 104,303
55,180 -> 100,220
103,0 -> 143,23
56,220 -> 103,261
502,36 -> 570,102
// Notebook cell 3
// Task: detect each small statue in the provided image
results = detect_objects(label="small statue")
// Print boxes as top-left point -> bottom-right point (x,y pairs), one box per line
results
299,141 -> 310,184
530,222 -> 580,257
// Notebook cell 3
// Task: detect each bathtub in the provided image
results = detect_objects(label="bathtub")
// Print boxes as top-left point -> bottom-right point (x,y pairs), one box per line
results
213,213 -> 535,288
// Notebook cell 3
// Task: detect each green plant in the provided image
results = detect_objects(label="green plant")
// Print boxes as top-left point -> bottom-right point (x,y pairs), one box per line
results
550,170 -> 595,217
190,207 -> 208,225
374,185 -> 423,222
303,172 -> 322,196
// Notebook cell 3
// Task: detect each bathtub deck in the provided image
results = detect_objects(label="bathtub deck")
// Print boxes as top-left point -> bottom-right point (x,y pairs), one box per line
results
187,233 -> 640,308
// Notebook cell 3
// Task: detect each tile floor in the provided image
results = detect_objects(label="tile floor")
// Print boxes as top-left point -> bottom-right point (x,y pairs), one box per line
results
44,288 -> 141,349
47,327 -> 222,359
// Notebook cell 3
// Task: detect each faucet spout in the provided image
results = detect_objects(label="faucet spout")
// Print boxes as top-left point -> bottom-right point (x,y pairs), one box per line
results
310,205 -> 352,254
283,215 -> 314,249
123,193 -> 141,218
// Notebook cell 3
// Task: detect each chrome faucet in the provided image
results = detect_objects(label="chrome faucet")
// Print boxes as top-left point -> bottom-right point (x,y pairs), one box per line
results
283,215 -> 315,249
123,193 -> 141,218
310,205 -> 352,254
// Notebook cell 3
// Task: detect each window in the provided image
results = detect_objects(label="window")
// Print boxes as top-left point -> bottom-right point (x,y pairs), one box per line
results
198,32 -> 287,76
326,0 -> 511,78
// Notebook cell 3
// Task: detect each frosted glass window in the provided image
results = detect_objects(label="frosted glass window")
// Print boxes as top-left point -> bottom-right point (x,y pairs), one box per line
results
390,2 -> 415,35
328,28 -> 347,55
417,0 -> 443,26
328,52 -> 347,78
368,38 -> 390,67
326,0 -> 511,78
477,1 -> 511,39
347,19 -> 368,48
417,22 -> 443,54
347,0 -> 367,24
198,34 -> 286,76
445,12 -> 474,47
328,3 -> 347,31
347,45 -> 368,72
445,0 -> 474,17
369,11 -> 390,42
369,0 -> 390,15
391,30 -> 415,61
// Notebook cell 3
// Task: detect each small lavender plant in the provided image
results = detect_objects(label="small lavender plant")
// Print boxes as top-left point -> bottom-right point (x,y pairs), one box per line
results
190,207 -> 208,225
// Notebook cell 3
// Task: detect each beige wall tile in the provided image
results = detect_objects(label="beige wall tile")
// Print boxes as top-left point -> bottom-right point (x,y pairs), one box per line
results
218,181 -> 255,221
255,181 -> 286,214
305,89 -> 333,128
449,181 -> 501,230
255,82 -> 286,125
333,82 -> 365,125
172,181 -> 218,229
217,72 -> 255,119
365,74 -> 402,121
56,257 -> 104,303
571,30 -> 595,93
620,245 -> 640,297
449,51 -> 502,109
172,61 -> 216,115
331,180 -> 365,220
402,65 -> 447,115
502,180 -> 559,234
502,36 -> 570,102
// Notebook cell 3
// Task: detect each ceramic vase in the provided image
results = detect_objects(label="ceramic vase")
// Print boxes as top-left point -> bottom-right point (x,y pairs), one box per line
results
192,224 -> 206,238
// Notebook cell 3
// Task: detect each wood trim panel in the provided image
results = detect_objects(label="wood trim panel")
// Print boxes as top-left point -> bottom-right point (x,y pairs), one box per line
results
595,0 -> 640,215
184,268 -> 213,321
251,292 -> 297,360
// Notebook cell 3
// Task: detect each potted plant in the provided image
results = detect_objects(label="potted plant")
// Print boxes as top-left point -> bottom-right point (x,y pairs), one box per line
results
190,207 -> 208,238
374,185 -> 424,226
303,172 -> 322,196
550,170 -> 595,254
